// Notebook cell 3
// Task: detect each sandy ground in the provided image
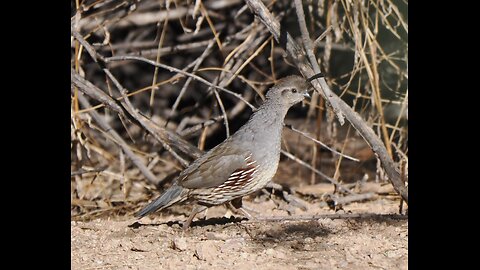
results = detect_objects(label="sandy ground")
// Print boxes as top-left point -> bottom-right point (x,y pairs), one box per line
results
71,195 -> 407,269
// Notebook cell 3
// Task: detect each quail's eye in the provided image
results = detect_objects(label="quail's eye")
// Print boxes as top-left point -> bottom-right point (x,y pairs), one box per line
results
291,88 -> 297,93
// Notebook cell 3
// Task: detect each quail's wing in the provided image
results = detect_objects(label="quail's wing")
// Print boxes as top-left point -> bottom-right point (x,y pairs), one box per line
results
179,151 -> 248,189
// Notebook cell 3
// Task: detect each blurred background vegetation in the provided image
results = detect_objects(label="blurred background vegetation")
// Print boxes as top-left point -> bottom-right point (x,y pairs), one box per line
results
71,0 -> 407,219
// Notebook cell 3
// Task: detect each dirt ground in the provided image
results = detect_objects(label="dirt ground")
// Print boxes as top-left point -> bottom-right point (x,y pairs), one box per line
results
71,194 -> 407,269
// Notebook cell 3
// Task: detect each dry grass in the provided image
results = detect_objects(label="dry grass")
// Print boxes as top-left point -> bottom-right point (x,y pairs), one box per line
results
71,0 -> 408,220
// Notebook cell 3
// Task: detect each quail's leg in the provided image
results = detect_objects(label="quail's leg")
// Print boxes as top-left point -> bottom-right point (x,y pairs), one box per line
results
227,197 -> 259,219
183,205 -> 207,229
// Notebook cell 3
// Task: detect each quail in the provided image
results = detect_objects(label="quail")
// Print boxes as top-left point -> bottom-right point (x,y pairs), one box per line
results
135,75 -> 311,228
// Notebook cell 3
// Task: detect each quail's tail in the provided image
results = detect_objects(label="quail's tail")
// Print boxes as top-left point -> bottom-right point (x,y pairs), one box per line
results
135,185 -> 186,218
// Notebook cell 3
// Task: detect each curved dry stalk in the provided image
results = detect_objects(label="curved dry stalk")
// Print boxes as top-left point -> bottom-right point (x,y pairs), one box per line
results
213,89 -> 230,137
285,124 -> 360,162
223,35 -> 273,86
104,55 -> 256,110
149,13 -> 170,113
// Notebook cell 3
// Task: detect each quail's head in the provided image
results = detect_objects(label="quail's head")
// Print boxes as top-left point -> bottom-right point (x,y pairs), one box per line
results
265,75 -> 311,107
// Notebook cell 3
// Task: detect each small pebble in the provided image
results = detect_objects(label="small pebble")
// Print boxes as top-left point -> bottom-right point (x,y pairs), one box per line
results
172,237 -> 187,251
195,241 -> 217,261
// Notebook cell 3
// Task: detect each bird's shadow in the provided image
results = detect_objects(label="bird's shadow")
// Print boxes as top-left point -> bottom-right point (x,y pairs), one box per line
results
129,213 -> 407,236
251,214 -> 407,244
253,221 -> 332,243
128,216 -> 247,229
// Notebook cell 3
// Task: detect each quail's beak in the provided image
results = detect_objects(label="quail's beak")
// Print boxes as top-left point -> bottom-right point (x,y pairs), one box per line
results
303,91 -> 311,99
